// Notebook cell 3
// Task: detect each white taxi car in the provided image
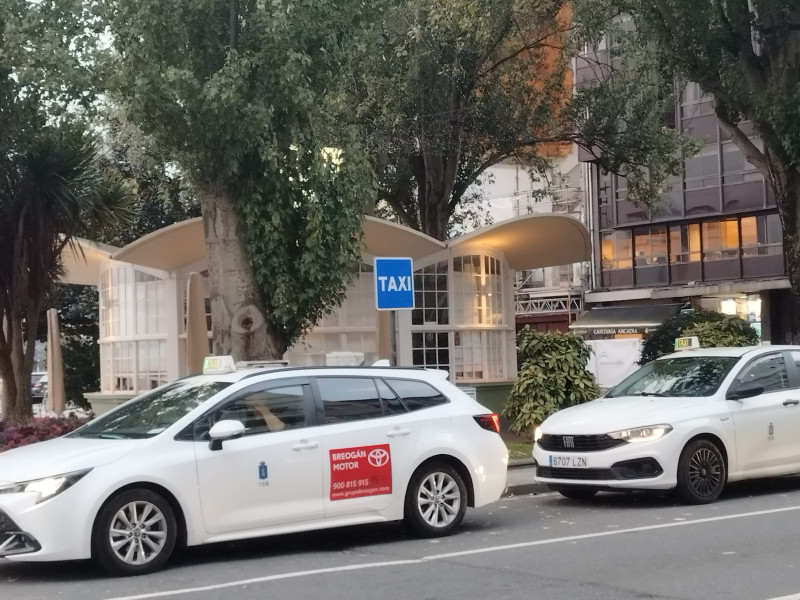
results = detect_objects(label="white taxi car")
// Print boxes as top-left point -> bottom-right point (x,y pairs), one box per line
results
533,344 -> 800,504
0,358 -> 507,575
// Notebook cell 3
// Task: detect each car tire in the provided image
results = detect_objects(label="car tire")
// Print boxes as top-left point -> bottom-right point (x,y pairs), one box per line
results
404,462 -> 467,538
92,488 -> 178,576
676,439 -> 726,504
550,487 -> 598,500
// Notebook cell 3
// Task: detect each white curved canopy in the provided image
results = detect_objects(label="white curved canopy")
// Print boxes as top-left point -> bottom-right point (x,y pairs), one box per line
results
62,212 -> 591,277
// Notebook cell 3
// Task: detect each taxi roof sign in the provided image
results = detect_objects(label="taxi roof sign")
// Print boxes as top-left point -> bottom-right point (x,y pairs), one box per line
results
202,355 -> 237,375
674,336 -> 700,351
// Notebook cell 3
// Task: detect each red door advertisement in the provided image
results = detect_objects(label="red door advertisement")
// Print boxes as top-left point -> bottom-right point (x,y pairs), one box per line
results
329,444 -> 392,500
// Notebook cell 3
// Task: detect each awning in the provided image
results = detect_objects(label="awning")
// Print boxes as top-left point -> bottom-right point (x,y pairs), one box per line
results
569,304 -> 682,337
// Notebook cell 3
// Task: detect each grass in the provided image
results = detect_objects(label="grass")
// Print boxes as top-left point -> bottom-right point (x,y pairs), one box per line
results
505,440 -> 533,460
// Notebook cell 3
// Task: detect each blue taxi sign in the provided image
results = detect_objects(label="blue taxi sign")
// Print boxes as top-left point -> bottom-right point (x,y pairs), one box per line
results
374,257 -> 414,310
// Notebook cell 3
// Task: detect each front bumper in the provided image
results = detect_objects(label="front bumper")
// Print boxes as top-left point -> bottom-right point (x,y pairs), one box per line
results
0,488 -> 93,562
532,439 -> 680,491
0,509 -> 40,556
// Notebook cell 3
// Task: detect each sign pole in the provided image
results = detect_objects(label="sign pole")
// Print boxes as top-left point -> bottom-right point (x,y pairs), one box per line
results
374,257 -> 414,366
390,311 -> 397,366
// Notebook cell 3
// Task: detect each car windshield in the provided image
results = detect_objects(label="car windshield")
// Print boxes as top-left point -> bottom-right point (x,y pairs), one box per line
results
606,356 -> 740,398
69,380 -> 232,439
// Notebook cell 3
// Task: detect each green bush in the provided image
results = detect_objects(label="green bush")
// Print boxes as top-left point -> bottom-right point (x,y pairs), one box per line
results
640,310 -> 758,364
502,327 -> 600,439
682,316 -> 760,348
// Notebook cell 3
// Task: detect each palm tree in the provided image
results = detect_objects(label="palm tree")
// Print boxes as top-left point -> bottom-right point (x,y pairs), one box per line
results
0,126 -> 133,425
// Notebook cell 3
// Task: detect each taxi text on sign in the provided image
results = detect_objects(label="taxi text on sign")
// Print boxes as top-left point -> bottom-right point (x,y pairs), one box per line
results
374,257 -> 414,310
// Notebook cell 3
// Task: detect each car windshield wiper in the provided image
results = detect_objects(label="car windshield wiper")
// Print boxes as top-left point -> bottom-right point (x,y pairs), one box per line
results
76,431 -> 152,440
638,391 -> 670,397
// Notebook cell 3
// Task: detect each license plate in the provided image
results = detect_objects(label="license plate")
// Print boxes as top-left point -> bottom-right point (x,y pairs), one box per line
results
549,455 -> 588,468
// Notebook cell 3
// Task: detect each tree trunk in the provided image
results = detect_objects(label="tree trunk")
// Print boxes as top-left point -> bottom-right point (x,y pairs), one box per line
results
767,158 -> 800,343
0,316 -> 34,425
412,154 -> 457,241
196,185 -> 286,360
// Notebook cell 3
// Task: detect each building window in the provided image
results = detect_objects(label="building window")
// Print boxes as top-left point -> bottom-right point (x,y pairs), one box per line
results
634,227 -> 668,265
702,219 -> 740,261
451,255 -> 503,325
409,253 -> 510,382
453,330 -> 505,381
685,145 -> 719,190
98,264 -> 169,394
285,263 -> 378,366
518,268 -> 545,289
412,260 -> 448,326
412,331 -> 450,372
742,214 -> 783,256
669,223 -> 701,263
137,340 -> 167,391
601,231 -> 632,269
557,264 -> 573,287
597,169 -> 612,229
722,141 -> 762,185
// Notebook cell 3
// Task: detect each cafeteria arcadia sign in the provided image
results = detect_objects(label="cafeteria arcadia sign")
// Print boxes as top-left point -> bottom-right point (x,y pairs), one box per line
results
589,326 -> 658,336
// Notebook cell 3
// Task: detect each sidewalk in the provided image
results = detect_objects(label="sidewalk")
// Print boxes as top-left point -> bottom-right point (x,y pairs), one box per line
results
504,459 -> 547,496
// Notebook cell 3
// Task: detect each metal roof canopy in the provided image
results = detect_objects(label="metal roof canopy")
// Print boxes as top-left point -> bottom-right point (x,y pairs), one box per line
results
569,303 -> 683,330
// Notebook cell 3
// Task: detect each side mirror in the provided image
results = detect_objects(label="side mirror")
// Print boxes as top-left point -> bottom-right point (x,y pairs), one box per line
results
726,382 -> 764,401
208,419 -> 245,451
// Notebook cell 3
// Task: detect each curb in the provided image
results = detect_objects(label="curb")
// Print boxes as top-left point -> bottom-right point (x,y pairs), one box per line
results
504,483 -> 548,496
503,461 -> 549,496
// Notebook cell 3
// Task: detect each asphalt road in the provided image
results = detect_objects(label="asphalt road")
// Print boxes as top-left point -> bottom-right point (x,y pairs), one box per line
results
5,474 -> 800,600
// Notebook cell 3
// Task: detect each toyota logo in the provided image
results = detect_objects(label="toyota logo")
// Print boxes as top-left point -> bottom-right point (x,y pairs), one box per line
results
368,448 -> 389,467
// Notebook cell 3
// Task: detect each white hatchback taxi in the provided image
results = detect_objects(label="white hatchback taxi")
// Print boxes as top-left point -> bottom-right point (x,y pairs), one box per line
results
0,358 -> 508,575
533,343 -> 800,504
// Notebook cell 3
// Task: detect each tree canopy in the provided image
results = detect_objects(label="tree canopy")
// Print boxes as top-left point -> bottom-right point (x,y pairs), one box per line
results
0,0 -> 133,424
100,0 -> 376,359
345,0 -> 575,240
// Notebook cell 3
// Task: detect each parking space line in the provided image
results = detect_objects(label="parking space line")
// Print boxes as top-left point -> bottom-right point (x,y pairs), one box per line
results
105,504 -> 800,600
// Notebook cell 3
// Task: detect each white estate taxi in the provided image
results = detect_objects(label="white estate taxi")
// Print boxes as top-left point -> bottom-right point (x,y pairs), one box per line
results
533,344 -> 800,504
0,358 -> 508,575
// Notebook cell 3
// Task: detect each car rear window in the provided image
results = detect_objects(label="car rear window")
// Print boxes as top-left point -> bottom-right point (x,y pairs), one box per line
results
384,378 -> 448,411
317,377 -> 384,423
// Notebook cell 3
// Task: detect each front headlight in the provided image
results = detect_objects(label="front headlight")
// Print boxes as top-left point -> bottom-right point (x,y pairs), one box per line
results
533,426 -> 543,442
608,425 -> 672,443
0,468 -> 92,504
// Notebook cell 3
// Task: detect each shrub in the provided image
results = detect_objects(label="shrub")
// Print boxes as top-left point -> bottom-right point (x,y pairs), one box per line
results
0,413 -> 90,452
682,316 -> 760,348
502,327 -> 601,439
640,310 -> 758,364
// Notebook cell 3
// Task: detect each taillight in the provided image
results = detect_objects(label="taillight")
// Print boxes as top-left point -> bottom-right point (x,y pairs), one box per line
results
473,413 -> 500,433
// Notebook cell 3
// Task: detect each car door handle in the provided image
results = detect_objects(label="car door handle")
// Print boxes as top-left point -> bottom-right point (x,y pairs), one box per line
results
386,427 -> 411,438
292,440 -> 319,450
783,399 -> 800,406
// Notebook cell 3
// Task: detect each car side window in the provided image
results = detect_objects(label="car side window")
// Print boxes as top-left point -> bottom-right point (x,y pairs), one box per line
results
734,354 -> 789,394
208,383 -> 308,437
317,377 -> 384,423
384,378 -> 448,411
376,378 -> 408,415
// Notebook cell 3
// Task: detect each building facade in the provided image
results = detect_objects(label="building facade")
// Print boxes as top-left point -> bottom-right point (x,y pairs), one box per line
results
574,54 -> 790,345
